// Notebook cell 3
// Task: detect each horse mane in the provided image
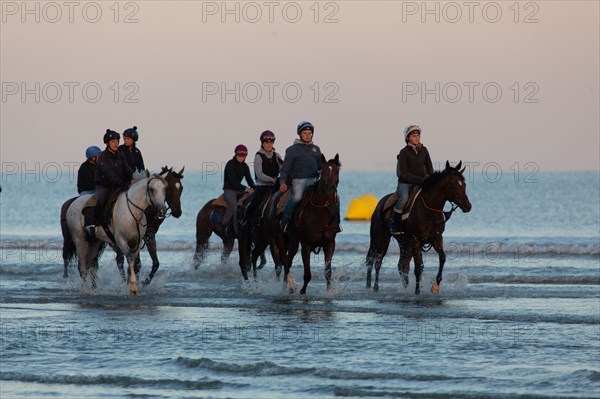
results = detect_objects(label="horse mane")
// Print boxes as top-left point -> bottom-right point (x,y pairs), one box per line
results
419,168 -> 463,190
132,169 -> 150,183
160,165 -> 184,179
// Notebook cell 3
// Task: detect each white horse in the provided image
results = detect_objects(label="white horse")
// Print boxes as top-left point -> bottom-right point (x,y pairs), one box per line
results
65,171 -> 168,294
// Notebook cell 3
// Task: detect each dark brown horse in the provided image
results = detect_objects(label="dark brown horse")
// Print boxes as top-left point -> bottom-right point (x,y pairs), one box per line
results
234,188 -> 283,280
193,195 -> 267,269
266,154 -> 341,294
365,161 -> 471,294
61,166 -> 184,285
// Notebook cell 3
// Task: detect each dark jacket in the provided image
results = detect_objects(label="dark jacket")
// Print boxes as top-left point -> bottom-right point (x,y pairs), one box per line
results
223,158 -> 255,191
279,139 -> 323,183
118,144 -> 145,172
77,160 -> 96,193
396,144 -> 434,185
96,148 -> 133,188
254,149 -> 283,185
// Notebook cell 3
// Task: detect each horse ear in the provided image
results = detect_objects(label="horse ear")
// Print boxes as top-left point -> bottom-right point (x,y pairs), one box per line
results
321,154 -> 327,164
445,160 -> 451,170
145,169 -> 150,178
456,160 -> 462,171
178,166 -> 185,177
334,153 -> 339,163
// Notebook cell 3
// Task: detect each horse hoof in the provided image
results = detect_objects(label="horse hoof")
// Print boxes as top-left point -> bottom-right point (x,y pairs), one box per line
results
431,283 -> 440,294
373,284 -> 379,292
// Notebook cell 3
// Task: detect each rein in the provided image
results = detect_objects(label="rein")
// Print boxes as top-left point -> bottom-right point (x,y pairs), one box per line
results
124,176 -> 164,253
421,197 -> 459,223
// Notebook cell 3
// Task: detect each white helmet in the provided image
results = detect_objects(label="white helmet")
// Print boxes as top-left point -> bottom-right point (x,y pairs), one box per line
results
403,125 -> 421,142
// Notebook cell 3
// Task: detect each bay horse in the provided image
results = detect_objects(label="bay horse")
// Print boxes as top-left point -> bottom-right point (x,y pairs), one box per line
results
266,154 -> 341,295
65,171 -> 169,294
193,196 -> 267,269
365,161 -> 472,295
234,188 -> 283,280
61,166 -> 184,285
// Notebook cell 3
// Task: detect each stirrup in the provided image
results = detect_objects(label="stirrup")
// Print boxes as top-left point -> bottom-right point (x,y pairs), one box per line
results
85,225 -> 96,239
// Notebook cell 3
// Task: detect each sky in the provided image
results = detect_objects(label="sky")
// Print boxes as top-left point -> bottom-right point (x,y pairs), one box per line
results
1,1 -> 599,174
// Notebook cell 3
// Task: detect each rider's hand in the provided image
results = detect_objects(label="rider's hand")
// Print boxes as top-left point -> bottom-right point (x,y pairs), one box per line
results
246,187 -> 254,194
280,183 -> 287,192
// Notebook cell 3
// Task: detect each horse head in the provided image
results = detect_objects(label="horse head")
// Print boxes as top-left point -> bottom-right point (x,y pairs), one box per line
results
319,153 -> 341,198
444,160 -> 472,213
161,165 -> 184,218
146,171 -> 170,218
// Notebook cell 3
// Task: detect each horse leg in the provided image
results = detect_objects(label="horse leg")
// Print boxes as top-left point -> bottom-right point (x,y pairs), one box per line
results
115,248 -> 126,282
431,237 -> 446,294
222,238 -> 235,264
413,241 -> 424,295
237,237 -> 250,281
142,235 -> 159,286
193,230 -> 211,270
398,239 -> 412,289
323,241 -> 335,293
299,244 -> 312,295
126,252 -> 139,295
285,240 -> 299,294
258,252 -> 267,270
84,240 -> 103,289
270,242 -> 283,279
373,237 -> 391,292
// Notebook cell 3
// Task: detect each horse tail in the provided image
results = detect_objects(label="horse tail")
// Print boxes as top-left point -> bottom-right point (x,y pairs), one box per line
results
193,199 -> 216,266
365,194 -> 393,267
60,197 -> 78,276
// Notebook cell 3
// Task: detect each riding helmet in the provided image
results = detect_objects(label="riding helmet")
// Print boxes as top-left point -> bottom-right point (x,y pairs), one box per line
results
260,130 -> 276,142
103,129 -> 120,144
297,121 -> 314,135
123,126 -> 139,142
403,125 -> 421,142
85,146 -> 102,159
235,144 -> 248,155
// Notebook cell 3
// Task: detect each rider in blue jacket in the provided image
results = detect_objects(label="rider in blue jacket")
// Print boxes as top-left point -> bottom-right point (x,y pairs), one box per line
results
278,121 -> 323,230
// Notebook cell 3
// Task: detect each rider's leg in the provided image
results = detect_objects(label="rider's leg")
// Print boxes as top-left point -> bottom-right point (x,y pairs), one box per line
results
390,183 -> 413,235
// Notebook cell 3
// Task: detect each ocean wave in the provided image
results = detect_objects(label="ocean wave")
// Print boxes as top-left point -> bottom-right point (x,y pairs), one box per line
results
1,238 -> 599,256
174,356 -> 473,382
0,372 -> 226,390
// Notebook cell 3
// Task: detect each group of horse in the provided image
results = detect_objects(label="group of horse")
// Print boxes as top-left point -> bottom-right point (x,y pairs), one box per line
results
60,157 -> 471,296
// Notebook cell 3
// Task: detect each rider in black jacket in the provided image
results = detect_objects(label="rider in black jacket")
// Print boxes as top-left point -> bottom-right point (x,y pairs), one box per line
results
85,130 -> 133,237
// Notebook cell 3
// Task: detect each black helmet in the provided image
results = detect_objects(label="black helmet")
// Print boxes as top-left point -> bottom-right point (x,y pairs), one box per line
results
103,129 -> 120,144
260,130 -> 276,142
297,121 -> 314,135
123,126 -> 138,142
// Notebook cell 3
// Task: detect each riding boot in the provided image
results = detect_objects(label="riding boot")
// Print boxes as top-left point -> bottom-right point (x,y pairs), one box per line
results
390,208 -> 404,235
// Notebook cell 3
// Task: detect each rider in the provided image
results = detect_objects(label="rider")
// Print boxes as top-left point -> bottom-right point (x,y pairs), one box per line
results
118,126 -> 145,172
77,146 -> 102,195
221,144 -> 255,232
390,124 -> 434,235
239,130 -> 284,226
84,130 -> 133,238
278,121 -> 323,231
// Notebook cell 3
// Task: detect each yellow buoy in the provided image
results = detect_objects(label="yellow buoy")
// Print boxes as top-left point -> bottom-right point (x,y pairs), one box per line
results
345,194 -> 379,221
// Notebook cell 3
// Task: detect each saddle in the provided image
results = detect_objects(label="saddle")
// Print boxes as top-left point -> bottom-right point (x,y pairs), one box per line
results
81,190 -> 122,227
212,194 -> 228,208
275,190 -> 292,216
385,187 -> 422,220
